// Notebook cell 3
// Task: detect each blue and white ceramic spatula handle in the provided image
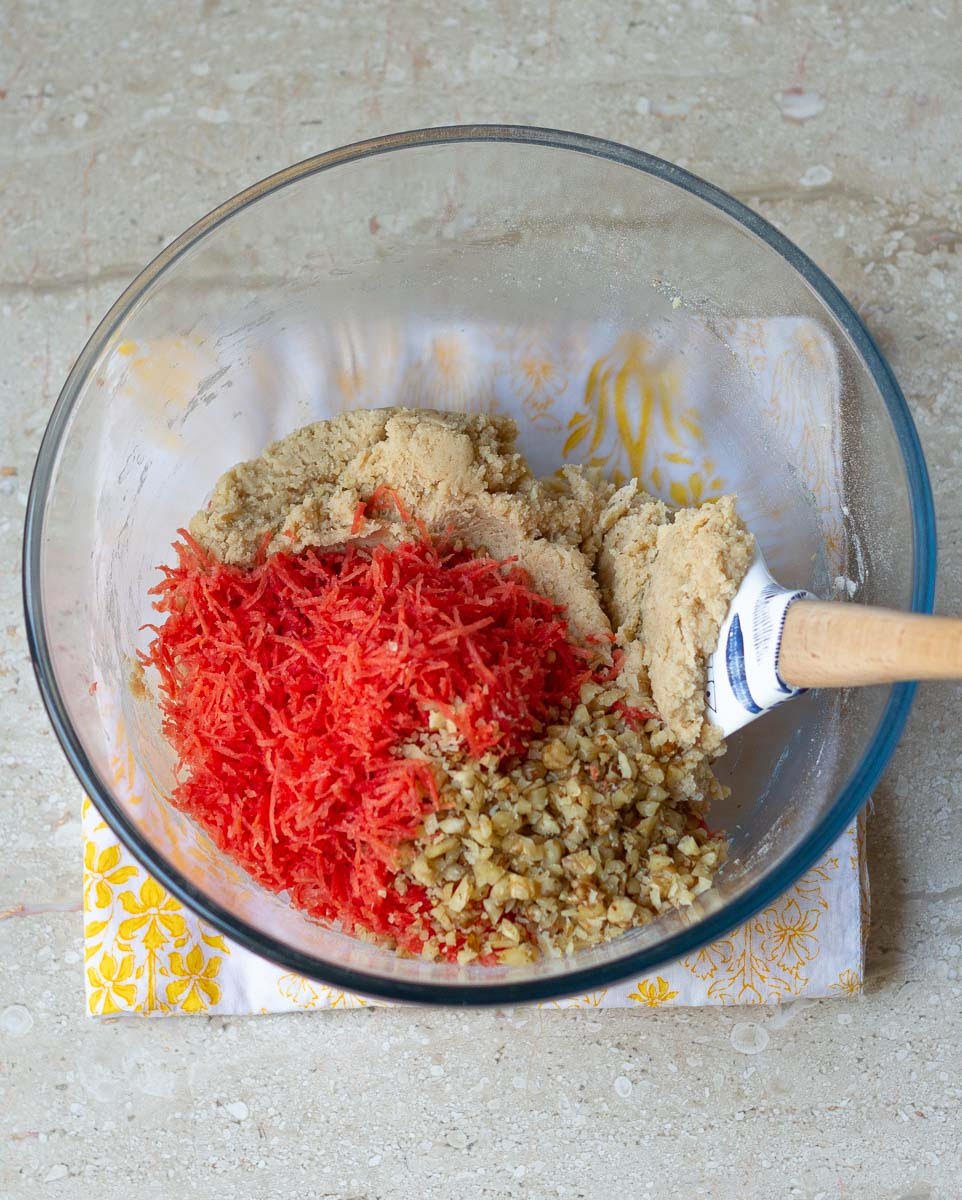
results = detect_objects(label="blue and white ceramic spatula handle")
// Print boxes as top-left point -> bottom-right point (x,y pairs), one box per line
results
706,551 -> 813,737
707,550 -> 962,737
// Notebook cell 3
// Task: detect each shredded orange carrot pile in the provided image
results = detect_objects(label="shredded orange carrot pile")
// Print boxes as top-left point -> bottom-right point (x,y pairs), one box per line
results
142,529 -> 589,951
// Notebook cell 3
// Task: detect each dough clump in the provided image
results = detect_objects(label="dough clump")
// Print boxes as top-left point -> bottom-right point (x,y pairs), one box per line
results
191,408 -> 753,746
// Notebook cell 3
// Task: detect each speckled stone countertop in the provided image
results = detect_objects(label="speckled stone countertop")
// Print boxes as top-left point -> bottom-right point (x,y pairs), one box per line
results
1,3 -> 960,1197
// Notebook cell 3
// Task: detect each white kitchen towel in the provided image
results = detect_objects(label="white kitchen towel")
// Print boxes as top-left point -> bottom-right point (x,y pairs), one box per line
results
83,795 -> 867,1013
83,312 -> 868,1013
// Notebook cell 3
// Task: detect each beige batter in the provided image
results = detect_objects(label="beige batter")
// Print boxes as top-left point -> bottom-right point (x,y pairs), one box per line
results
191,408 -> 753,749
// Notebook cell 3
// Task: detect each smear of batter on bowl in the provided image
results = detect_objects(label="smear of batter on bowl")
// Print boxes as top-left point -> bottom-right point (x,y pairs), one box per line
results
143,408 -> 753,962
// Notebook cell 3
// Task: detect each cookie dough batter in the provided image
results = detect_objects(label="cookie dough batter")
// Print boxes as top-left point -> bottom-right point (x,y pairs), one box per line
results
191,408 -> 753,748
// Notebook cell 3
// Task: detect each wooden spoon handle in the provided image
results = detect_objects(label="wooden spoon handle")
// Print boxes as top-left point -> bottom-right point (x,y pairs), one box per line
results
780,601 -> 962,688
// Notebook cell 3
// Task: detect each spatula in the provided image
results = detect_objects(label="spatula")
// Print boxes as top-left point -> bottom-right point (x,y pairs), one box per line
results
707,549 -> 960,736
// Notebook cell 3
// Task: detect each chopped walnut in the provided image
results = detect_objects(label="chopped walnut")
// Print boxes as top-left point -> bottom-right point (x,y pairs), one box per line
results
396,681 -> 727,963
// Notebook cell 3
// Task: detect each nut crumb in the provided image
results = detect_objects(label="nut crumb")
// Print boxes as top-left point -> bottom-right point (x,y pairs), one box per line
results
396,680 -> 727,960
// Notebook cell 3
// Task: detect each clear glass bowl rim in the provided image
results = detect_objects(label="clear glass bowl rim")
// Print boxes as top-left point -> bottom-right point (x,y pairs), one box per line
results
23,125 -> 937,1006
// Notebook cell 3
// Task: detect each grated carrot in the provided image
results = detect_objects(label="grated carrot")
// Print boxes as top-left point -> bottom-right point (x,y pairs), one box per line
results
142,530 -> 589,952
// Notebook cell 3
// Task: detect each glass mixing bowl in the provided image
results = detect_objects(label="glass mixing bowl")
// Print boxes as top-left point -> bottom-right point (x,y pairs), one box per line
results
24,126 -> 935,1005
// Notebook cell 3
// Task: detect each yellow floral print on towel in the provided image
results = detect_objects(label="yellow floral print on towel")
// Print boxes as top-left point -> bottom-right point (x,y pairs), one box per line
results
83,313 -> 866,1014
